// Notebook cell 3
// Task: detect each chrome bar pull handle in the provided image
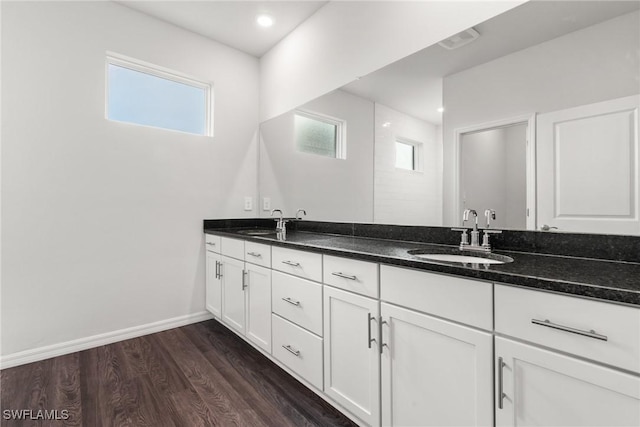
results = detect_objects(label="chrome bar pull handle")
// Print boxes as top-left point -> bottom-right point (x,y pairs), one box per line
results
242,270 -> 247,290
281,297 -> 300,307
332,272 -> 357,281
282,260 -> 301,267
215,261 -> 220,279
247,252 -> 262,258
498,357 -> 506,410
531,318 -> 608,341
367,313 -> 377,348
282,345 -> 300,357
380,319 -> 389,354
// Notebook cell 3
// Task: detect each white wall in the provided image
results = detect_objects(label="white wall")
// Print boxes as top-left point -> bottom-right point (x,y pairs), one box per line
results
259,1 -> 526,122
1,2 -> 259,360
259,90 -> 374,222
374,104 -> 441,226
443,10 -> 640,224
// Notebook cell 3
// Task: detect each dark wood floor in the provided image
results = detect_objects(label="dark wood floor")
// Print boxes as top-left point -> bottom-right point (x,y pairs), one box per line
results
1,320 -> 357,427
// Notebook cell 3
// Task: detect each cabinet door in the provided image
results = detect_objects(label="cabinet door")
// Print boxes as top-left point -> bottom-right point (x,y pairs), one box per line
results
245,264 -> 272,353
324,286 -> 380,426
381,303 -> 493,427
205,250 -> 222,318
220,256 -> 246,334
495,337 -> 640,427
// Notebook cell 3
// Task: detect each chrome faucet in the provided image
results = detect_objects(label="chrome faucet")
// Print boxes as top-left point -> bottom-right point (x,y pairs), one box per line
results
464,209 -> 480,247
482,209 -> 501,250
270,209 -> 288,233
453,208 -> 501,252
295,209 -> 307,220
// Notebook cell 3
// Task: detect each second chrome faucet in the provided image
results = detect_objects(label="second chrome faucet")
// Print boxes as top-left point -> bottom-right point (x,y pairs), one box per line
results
270,209 -> 287,233
452,208 -> 502,252
270,208 -> 307,235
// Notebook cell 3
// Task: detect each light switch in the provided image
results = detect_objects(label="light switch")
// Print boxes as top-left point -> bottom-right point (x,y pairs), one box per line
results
263,197 -> 271,211
244,197 -> 253,211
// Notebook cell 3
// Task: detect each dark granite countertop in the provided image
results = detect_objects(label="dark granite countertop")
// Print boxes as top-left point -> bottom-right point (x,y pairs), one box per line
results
204,227 -> 640,307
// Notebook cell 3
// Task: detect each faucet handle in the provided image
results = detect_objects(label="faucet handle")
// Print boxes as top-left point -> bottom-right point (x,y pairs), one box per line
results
451,228 -> 470,248
481,229 -> 502,250
484,209 -> 496,228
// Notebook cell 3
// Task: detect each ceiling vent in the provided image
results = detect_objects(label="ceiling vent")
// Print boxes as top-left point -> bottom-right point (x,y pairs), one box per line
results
438,28 -> 480,50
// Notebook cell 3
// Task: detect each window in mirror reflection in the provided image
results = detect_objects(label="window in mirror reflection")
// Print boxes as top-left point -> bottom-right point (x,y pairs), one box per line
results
294,110 -> 346,159
395,138 -> 421,171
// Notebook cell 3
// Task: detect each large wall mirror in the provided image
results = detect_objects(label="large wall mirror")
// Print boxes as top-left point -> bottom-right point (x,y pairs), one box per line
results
259,0 -> 640,235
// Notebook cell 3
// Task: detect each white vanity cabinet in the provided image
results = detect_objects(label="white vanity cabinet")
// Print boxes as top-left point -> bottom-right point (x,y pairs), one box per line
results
494,284 -> 640,427
216,237 -> 273,353
244,262 -> 272,352
204,234 -> 222,318
205,232 -> 639,427
220,255 -> 246,334
380,266 -> 494,427
272,246 -> 323,282
495,337 -> 640,427
270,247 -> 325,390
323,280 -> 380,427
495,284 -> 640,373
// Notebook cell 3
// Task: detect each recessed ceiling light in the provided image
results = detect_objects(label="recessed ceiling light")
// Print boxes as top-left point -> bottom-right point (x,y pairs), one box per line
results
256,14 -> 274,28
437,107 -> 445,113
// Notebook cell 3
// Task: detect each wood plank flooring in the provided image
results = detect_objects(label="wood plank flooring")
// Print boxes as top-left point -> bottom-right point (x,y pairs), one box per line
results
1,320 -> 357,427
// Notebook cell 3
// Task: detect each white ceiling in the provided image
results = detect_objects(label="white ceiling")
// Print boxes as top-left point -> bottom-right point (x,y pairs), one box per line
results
116,1 -> 327,57
342,1 -> 640,125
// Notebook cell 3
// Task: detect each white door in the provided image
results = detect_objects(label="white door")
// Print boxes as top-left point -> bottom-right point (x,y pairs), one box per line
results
381,303 -> 493,427
495,337 -> 640,427
245,263 -> 272,353
220,255 -> 246,334
324,286 -> 380,427
537,95 -> 640,234
205,250 -> 222,318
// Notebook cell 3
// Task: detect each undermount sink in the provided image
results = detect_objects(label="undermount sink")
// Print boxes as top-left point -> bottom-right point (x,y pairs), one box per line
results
408,249 -> 513,265
236,229 -> 278,236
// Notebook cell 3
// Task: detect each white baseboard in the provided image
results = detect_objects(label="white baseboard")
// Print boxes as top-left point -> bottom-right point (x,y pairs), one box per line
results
0,311 -> 214,369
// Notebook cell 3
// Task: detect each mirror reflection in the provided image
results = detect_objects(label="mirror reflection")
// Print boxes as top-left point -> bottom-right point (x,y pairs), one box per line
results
460,123 -> 528,230
259,0 -> 640,235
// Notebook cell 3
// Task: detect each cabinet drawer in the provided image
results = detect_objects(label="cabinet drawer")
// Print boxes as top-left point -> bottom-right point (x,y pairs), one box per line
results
323,255 -> 379,298
221,237 -> 244,260
272,271 -> 323,336
245,241 -> 271,267
272,314 -> 323,390
272,246 -> 322,282
380,265 -> 493,330
204,234 -> 221,253
495,285 -> 640,373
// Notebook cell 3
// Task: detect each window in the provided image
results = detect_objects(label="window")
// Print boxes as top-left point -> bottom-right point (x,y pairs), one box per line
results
106,54 -> 212,136
395,138 -> 422,171
294,110 -> 346,159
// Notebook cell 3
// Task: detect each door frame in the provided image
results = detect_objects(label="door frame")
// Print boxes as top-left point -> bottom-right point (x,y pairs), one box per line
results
452,114 -> 536,230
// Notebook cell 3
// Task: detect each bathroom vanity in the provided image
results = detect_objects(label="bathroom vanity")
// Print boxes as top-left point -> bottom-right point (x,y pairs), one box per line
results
203,219 -> 640,427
